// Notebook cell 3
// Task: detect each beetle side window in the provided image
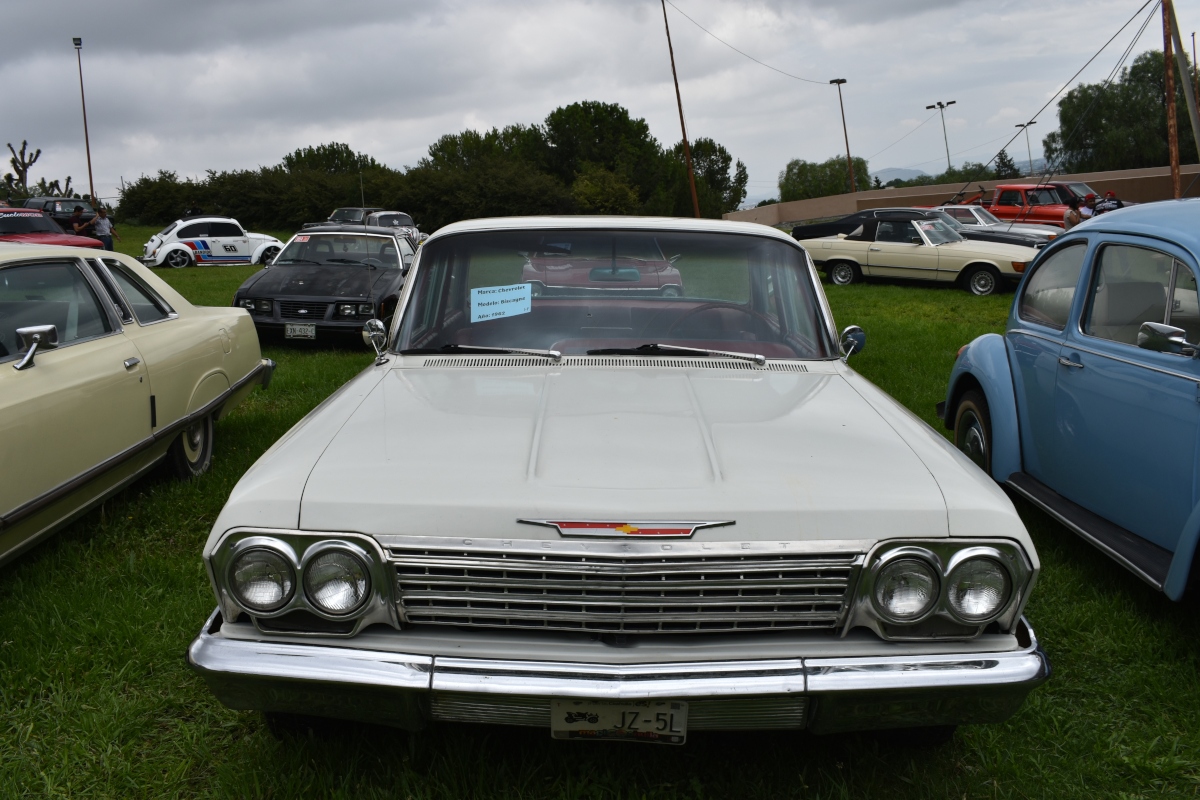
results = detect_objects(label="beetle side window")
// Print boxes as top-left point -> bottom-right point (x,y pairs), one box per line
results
104,260 -> 173,324
209,222 -> 244,237
0,261 -> 112,359
1083,245 -> 1172,345
1170,265 -> 1200,342
1017,244 -> 1086,330
177,222 -> 208,238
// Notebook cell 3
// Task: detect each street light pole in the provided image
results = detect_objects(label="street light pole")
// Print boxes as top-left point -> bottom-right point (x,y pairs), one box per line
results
925,100 -> 956,172
73,37 -> 96,203
1015,121 -> 1037,176
830,79 -> 855,193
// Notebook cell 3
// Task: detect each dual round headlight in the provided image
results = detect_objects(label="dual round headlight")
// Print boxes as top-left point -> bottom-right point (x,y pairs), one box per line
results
229,547 -> 370,616
872,554 -> 1011,624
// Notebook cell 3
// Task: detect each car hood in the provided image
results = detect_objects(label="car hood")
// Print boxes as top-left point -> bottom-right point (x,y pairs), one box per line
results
297,364 -> 953,543
0,233 -> 102,248
248,232 -> 280,243
247,265 -> 393,298
938,240 -> 1038,260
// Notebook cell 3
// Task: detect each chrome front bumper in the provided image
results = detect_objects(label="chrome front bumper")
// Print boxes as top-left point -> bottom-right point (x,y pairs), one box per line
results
187,611 -> 1049,735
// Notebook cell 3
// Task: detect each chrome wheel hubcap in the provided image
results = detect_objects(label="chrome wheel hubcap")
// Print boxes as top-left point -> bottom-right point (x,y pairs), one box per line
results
831,265 -> 853,285
958,411 -> 988,470
971,272 -> 995,295
183,422 -> 205,463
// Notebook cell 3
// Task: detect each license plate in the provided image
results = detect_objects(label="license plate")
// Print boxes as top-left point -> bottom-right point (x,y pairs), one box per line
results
285,323 -> 316,339
550,699 -> 687,744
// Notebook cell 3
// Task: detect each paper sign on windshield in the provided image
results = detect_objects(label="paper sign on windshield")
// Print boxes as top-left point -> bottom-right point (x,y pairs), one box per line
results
471,283 -> 532,323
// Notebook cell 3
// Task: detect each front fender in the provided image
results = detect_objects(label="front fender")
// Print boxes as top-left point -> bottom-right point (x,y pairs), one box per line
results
250,240 -> 282,264
944,333 -> 1021,483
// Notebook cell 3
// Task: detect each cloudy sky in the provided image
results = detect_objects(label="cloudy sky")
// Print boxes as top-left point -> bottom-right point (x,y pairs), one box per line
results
0,0 -> 1179,206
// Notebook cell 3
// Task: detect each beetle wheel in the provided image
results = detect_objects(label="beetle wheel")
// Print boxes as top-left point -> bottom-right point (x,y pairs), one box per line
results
962,264 -> 1000,296
260,246 -> 280,265
166,249 -> 193,269
828,261 -> 861,286
953,390 -> 991,474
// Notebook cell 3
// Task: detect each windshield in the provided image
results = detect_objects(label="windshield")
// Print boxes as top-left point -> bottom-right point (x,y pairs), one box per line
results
397,229 -> 833,359
914,220 -> 963,244
329,208 -> 365,223
1026,189 -> 1060,206
976,208 -> 1003,225
0,212 -> 63,235
376,213 -> 414,228
276,234 -> 403,267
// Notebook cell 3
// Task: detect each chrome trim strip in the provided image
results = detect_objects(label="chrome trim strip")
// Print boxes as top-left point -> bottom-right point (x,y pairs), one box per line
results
0,358 -> 274,529
1005,477 -> 1163,590
1059,342 -> 1200,384
379,534 -> 871,558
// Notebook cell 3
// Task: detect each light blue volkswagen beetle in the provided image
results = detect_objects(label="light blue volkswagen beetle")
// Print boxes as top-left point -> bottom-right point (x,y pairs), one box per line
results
941,200 -> 1200,599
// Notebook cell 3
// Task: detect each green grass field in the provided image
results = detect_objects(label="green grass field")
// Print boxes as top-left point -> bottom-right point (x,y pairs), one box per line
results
1,241 -> 1198,798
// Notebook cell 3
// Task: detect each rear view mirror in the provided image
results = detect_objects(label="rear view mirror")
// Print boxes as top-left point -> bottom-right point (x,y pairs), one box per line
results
1138,322 -> 1195,356
840,325 -> 866,358
13,324 -> 59,371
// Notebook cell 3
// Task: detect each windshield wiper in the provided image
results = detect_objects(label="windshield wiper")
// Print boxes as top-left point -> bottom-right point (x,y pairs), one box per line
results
399,343 -> 562,361
325,257 -> 375,269
587,342 -> 765,366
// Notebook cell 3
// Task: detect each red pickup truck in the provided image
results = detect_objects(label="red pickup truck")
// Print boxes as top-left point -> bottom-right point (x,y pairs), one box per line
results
949,182 -> 1101,229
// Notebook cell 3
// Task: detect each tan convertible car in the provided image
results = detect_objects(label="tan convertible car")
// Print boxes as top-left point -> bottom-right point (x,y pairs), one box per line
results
0,243 -> 274,565
797,214 -> 1039,296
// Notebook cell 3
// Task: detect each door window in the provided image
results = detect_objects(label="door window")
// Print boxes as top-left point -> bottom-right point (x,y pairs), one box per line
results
1083,245 -> 1173,345
1170,265 -> 1200,342
104,260 -> 173,324
1018,244 -> 1086,329
996,190 -> 1023,207
947,208 -> 976,223
177,222 -> 209,238
0,261 -> 112,360
875,221 -> 915,243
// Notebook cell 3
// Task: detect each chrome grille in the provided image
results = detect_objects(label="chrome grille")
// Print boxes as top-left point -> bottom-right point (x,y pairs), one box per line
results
279,301 -> 329,319
431,693 -> 808,730
393,549 -> 856,634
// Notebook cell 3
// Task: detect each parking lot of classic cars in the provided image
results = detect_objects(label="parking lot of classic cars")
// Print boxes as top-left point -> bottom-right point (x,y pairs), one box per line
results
3,201 -> 1200,760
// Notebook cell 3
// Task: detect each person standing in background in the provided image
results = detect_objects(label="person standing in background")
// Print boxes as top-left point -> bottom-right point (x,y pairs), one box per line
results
1095,191 -> 1124,214
91,207 -> 119,251
1063,197 -> 1082,230
1079,194 -> 1098,219
69,206 -> 94,237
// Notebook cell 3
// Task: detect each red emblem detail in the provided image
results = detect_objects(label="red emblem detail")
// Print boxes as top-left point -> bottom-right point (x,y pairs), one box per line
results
517,520 -> 733,538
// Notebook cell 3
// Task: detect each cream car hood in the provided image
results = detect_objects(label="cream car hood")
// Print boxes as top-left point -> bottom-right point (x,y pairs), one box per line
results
295,362 -> 953,543
937,239 -> 1038,262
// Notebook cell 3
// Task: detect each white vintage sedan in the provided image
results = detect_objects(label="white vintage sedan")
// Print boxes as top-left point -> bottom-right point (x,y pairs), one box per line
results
798,215 -> 1039,295
0,244 -> 274,565
188,217 -> 1047,744
142,216 -> 284,269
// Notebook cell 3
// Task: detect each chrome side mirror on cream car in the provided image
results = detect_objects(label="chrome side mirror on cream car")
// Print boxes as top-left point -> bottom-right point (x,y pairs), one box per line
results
840,325 -> 866,358
1138,321 -> 1198,357
13,324 -> 59,371
362,319 -> 389,365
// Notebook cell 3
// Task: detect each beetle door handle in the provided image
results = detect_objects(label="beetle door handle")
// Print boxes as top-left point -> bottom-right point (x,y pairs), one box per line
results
1057,356 -> 1084,369
123,357 -> 141,369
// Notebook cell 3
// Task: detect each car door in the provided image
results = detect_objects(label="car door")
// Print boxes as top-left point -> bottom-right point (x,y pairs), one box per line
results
1048,239 -> 1199,551
175,221 -> 211,263
1007,241 -> 1089,482
0,257 -> 151,533
207,221 -> 252,263
866,220 -> 938,280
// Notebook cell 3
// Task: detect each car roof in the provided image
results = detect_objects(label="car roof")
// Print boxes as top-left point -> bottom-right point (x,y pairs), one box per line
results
0,242 -> 111,259
426,216 -> 797,246
1067,199 -> 1200,255
295,224 -> 406,236
173,216 -> 240,224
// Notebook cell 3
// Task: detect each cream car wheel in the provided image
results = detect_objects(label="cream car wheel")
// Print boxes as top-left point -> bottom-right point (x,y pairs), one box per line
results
166,248 -> 193,269
168,414 -> 213,480
962,265 -> 1000,296
829,262 -> 860,286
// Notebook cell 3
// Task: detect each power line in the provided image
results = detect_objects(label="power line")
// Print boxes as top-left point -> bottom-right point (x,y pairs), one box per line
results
866,111 -> 940,161
662,0 -> 825,84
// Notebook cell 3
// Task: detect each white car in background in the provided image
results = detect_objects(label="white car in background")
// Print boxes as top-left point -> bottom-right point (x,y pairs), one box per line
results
933,205 -> 1061,243
142,216 -> 284,269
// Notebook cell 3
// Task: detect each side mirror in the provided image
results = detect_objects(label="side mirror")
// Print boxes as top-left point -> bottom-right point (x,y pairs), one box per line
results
840,325 -> 866,358
13,324 -> 59,371
1138,321 -> 1194,355
362,318 -> 389,364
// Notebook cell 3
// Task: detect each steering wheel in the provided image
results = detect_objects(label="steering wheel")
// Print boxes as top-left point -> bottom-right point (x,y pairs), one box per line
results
663,302 -> 777,337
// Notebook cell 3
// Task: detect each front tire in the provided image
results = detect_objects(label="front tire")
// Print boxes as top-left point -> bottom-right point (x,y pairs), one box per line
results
828,261 -> 862,286
167,414 -> 213,480
953,390 -> 991,474
165,248 -> 193,269
962,264 -> 1000,296
260,246 -> 280,265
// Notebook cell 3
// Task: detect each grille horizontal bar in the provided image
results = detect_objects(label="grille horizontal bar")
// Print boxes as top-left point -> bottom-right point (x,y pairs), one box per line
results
394,549 -> 857,635
279,301 -> 329,319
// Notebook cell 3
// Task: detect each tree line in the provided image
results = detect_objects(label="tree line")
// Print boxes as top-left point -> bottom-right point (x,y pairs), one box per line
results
114,101 -> 747,231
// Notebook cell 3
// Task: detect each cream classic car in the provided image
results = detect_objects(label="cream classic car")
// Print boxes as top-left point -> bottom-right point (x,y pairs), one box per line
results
798,213 -> 1040,296
188,217 -> 1048,745
0,244 -> 274,565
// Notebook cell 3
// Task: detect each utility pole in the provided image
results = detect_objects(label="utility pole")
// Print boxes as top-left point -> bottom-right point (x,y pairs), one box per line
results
660,0 -> 700,218
1169,8 -> 1200,178
1015,121 -> 1037,176
830,79 -> 856,193
1164,2 -> 1180,199
926,100 -> 957,172
73,37 -> 96,203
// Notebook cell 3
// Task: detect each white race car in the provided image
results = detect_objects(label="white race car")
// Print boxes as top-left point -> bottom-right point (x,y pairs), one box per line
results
142,216 -> 284,269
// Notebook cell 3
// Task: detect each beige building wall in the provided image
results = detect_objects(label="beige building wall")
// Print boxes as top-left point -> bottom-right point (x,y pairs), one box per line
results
725,164 -> 1200,228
